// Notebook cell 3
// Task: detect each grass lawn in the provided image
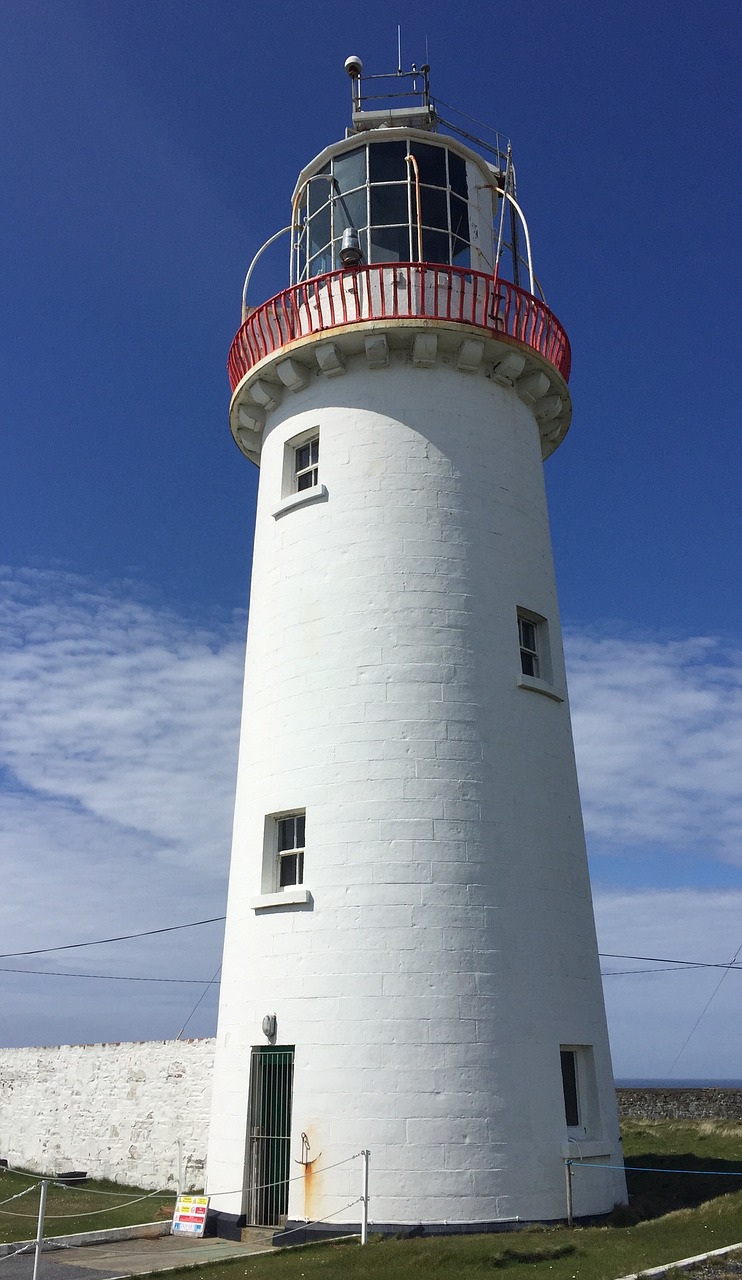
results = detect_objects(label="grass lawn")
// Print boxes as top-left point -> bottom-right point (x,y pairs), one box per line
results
167,1120 -> 742,1280
0,1167 -> 175,1244
4,1121 -> 742,1278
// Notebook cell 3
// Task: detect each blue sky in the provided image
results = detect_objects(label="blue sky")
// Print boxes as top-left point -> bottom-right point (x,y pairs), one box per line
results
1,0 -> 741,1079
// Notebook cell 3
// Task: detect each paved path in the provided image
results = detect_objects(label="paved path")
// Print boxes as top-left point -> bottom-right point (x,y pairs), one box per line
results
1,1235 -> 271,1280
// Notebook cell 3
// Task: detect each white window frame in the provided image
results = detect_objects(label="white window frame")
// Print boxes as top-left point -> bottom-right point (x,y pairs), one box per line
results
516,607 -> 563,702
252,810 -> 312,911
273,427 -> 328,520
294,436 -> 319,492
275,812 -> 305,889
559,1044 -> 599,1140
518,612 -> 540,678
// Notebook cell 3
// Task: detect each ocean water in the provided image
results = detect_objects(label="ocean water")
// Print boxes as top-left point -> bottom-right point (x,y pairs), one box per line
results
616,1079 -> 742,1088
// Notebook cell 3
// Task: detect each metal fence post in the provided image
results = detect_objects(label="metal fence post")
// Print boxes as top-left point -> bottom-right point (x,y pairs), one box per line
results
32,1179 -> 49,1280
361,1150 -> 369,1245
564,1159 -> 574,1228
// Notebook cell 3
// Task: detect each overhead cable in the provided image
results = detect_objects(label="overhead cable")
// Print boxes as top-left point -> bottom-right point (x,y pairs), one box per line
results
0,966 -> 220,984
0,916 -> 226,960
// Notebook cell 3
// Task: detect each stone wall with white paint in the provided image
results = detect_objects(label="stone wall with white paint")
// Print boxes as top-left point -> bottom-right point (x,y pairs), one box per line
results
0,1038 -> 214,1191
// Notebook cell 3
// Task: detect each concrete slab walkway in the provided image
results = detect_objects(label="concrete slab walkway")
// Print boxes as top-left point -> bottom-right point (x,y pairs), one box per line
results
0,1234 -> 272,1280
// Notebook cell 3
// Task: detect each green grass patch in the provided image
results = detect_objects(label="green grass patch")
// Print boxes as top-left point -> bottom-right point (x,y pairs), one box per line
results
0,1167 -> 175,1244
152,1120 -> 742,1280
6,1121 -> 742,1278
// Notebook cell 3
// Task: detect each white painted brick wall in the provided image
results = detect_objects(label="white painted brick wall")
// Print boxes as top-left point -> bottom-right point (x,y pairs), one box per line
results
208,357 -> 625,1226
0,1039 -> 214,1191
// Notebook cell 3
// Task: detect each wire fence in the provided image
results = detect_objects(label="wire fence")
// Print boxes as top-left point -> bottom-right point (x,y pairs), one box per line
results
7,1147 -> 742,1264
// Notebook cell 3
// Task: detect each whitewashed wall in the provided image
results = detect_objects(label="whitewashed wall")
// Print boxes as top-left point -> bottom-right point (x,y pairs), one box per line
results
209,356 -> 625,1228
0,1038 -> 214,1191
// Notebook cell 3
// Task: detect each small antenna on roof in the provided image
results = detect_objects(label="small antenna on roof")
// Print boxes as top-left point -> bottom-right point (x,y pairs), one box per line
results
425,34 -> 430,66
397,24 -> 402,75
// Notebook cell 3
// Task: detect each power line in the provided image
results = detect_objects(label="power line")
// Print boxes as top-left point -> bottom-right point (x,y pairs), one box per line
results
176,963 -> 222,1039
0,916 -> 226,960
600,951 -> 742,972
601,965 -> 702,977
668,937 -> 742,1074
0,966 -> 220,984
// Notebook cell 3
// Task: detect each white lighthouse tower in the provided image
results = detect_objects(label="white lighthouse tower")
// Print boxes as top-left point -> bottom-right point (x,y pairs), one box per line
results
206,60 -> 626,1238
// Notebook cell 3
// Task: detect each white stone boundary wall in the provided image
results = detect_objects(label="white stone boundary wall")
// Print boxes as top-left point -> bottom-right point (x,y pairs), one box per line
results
0,1039 -> 215,1192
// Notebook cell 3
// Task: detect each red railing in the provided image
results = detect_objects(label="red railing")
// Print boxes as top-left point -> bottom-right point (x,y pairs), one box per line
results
228,263 -> 571,392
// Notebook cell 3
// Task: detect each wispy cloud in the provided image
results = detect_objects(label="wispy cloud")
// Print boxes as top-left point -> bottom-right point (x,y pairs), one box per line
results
2,567 -> 742,1067
0,568 -> 244,1044
0,567 -> 244,866
567,631 -> 742,862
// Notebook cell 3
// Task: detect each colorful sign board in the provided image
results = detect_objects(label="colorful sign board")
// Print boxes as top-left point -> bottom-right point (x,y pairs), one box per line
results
171,1194 -> 210,1236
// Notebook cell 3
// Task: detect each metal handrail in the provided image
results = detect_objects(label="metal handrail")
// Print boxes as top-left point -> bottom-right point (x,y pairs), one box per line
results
228,263 -> 571,392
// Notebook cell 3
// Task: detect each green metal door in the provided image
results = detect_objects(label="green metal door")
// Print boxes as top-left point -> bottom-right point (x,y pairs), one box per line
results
246,1046 -> 295,1226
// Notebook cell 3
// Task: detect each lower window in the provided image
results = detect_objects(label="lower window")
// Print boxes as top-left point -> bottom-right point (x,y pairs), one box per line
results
559,1044 -> 599,1136
560,1049 -> 580,1127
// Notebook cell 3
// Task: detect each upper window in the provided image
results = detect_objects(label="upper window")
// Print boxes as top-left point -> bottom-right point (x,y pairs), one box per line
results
295,437 -> 319,492
518,614 -> 539,678
276,813 -> 305,888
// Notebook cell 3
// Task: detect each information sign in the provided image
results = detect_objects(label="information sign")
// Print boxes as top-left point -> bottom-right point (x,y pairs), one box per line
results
171,1194 -> 210,1236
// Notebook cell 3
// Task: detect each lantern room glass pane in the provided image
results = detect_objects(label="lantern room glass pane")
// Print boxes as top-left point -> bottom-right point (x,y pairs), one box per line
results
368,140 -> 407,183
419,185 -> 448,231
309,248 -> 333,276
410,142 -> 447,188
307,165 -> 331,214
450,194 -> 470,242
334,187 -> 367,235
452,237 -> 471,267
308,204 -> 331,257
448,150 -> 468,200
369,225 -> 411,264
333,147 -> 366,193
421,228 -> 450,264
370,182 -> 408,226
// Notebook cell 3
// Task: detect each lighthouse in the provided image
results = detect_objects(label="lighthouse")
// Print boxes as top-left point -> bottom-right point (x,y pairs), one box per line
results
206,59 -> 626,1237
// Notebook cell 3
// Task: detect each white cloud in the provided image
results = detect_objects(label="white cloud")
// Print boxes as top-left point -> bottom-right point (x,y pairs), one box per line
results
3,567 -> 742,1072
0,567 -> 244,1045
0,567 -> 244,865
567,631 -> 742,862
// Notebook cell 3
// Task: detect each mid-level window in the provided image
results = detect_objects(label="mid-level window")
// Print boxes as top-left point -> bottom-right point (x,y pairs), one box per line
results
518,613 -> 539,678
277,813 -> 305,888
295,437 -> 319,491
